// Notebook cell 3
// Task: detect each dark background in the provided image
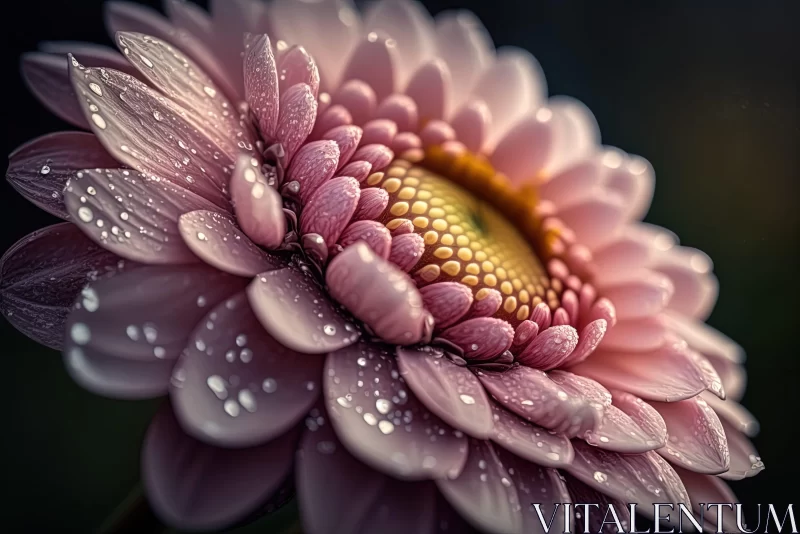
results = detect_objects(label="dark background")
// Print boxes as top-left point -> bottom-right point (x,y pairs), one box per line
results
2,0 -> 797,531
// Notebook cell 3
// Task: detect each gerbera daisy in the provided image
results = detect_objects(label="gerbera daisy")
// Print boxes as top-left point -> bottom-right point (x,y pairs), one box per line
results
2,0 -> 764,532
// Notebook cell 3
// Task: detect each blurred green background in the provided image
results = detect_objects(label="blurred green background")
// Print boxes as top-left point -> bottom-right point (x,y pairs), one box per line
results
2,0 -> 797,531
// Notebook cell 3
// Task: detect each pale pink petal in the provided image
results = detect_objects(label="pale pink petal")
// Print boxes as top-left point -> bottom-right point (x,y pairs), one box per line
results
104,1 -> 238,100
248,266 -> 361,354
142,404 -> 296,531
477,365 -> 601,437
332,80 -> 376,126
436,439 -> 522,534
470,47 -> 546,146
338,161 -> 373,183
0,223 -> 118,351
419,282 -> 473,329
675,467 -> 739,533
326,243 -> 433,345
569,342 -> 719,402
351,144 -> 394,172
244,34 -> 280,142
352,187 -> 389,221
287,140 -> 341,203
375,94 -> 419,133
440,317 -> 514,361
405,59 -> 450,121
538,160 -> 602,209
434,10 -> 493,109
64,169 -> 218,264
298,418 -> 438,534
7,132 -> 117,219
278,45 -> 320,97
69,62 -> 232,207
165,0 -> 214,43
419,119 -> 456,147
544,96 -> 600,174
516,324 -> 578,370
115,32 -> 254,154
450,100 -> 490,152
300,177 -> 361,246
653,396 -> 730,474
609,389 -> 668,448
178,210 -> 283,277
64,264 -> 244,365
600,315 -> 669,352
560,319 -> 607,366
701,393 -> 759,437
361,118 -> 398,147
602,152 -> 655,221
171,293 -> 323,447
341,32 -> 398,103
718,420 -> 765,480
555,191 -> 626,249
655,246 -> 718,320
598,270 -> 674,319
325,341 -> 468,480
465,288 -> 501,319
364,0 -> 435,87
661,311 -> 745,363
397,346 -> 494,439
567,442 -> 691,516
229,156 -> 286,249
388,232 -> 425,272
490,113 -> 554,184
276,83 -> 318,161
338,220 -> 392,259
65,345 -> 174,399
322,125 -> 363,168
488,401 -> 574,468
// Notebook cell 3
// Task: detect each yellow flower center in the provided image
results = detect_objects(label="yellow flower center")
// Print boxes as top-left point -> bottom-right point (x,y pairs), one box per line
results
366,150 -> 562,325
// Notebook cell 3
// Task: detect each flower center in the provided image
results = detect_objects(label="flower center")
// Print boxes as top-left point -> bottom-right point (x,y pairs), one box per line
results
366,151 -> 562,326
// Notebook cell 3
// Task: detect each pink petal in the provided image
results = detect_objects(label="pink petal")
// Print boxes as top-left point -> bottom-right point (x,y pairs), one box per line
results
566,441 -> 691,516
556,191 -> 626,249
341,32 -> 398,103
702,393 -> 759,437
331,80 -> 376,126
569,342 -> 719,402
489,401 -> 574,467
64,264 -> 245,364
244,34 -> 279,142
352,187 -> 389,221
450,100 -> 491,153
470,48 -> 546,146
310,104 -> 354,142
419,282 -> 474,329
287,140 -> 341,203
661,311 -> 745,363
230,155 -> 286,249
21,52 -> 91,129
603,153 -> 655,221
0,223 -> 118,351
69,62 -> 232,208
326,243 -> 433,345
538,160 -> 602,210
247,266 -> 361,354
165,0 -> 214,43
466,288 -> 501,319
338,161 -> 373,183
142,404 -> 296,531
396,347 -> 494,439
178,210 -> 283,277
325,341 -> 468,480
655,246 -> 718,320
171,293 -> 324,447
609,389 -> 668,448
516,324 -> 578,370
419,119 -> 456,147
104,1 -> 238,101
599,270 -> 674,319
322,125 -> 363,169
718,419 -> 764,480
64,169 -> 218,264
440,318 -> 514,361
405,59 -> 450,121
490,113 -> 554,184
7,132 -> 117,219
300,177 -> 361,246
352,144 -> 395,173
435,439 -> 522,534
675,467 -> 739,533
434,10 -> 493,109
375,94 -> 419,133
560,318 -> 607,366
65,345 -> 174,399
364,0 -> 435,87
653,396 -> 730,474
388,232 -> 425,272
361,118 -> 398,147
477,365 -> 601,437
544,96 -> 600,174
276,83 -> 318,162
278,45 -> 320,97
298,417 -> 438,534
600,315 -> 669,352
337,220 -> 392,259
585,403 -> 662,453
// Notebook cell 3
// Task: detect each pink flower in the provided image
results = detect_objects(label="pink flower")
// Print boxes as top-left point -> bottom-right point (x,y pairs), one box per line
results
2,0 -> 763,532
